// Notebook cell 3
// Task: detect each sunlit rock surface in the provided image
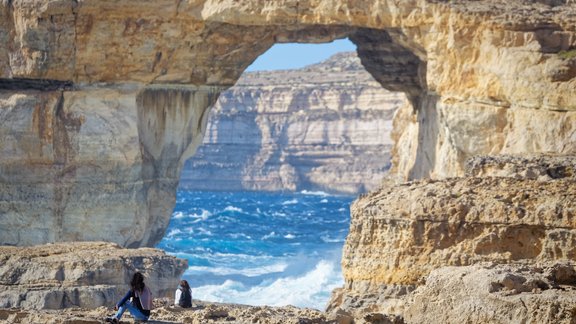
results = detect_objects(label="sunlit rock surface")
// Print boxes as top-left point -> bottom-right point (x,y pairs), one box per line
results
330,154 -> 576,319
180,53 -> 404,194
0,242 -> 187,310
0,85 -> 218,247
1,1 -> 576,322
404,262 -> 576,324
0,0 -> 575,249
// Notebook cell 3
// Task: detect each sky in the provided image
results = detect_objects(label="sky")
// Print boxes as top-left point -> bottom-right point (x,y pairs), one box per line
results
245,38 -> 356,72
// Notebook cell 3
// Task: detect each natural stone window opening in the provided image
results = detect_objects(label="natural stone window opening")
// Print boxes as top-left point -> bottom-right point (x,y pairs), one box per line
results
179,38 -> 408,195
161,39 -> 409,309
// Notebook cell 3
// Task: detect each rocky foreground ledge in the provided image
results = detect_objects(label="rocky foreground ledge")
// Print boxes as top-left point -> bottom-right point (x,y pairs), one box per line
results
0,242 -> 187,309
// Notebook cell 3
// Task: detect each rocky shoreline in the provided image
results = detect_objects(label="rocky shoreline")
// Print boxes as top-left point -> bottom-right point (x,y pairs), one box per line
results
3,261 -> 576,323
2,153 -> 575,323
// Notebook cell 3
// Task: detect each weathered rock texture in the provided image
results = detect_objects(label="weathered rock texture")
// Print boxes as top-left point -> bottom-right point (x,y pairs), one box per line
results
0,300 -> 331,324
330,154 -> 576,319
180,52 -> 403,194
405,262 -> 576,324
0,242 -> 187,310
0,85 -> 219,248
0,1 -> 575,249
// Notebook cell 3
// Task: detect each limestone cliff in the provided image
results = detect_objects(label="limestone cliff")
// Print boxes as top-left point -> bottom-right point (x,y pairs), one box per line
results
0,0 -> 575,252
179,52 -> 403,194
328,154 -> 576,319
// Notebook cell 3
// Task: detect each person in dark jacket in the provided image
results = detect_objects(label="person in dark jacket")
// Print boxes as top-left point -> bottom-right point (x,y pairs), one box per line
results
106,272 -> 153,323
174,279 -> 193,308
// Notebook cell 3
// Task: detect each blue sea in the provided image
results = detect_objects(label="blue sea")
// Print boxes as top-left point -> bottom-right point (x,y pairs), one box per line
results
156,190 -> 354,310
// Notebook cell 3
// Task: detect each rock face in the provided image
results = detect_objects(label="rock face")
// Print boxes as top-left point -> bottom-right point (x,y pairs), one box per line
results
329,154 -> 576,319
179,52 -> 403,194
0,242 -> 187,310
0,1 -> 575,249
0,85 -> 219,248
405,262 -> 576,324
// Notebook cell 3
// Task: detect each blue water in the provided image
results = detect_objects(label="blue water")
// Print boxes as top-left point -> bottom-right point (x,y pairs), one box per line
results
157,190 -> 353,310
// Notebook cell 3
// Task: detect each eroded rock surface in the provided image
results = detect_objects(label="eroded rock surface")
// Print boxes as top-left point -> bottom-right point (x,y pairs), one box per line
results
466,154 -> 576,180
405,262 -> 576,324
1,1 -> 575,249
330,154 -> 576,319
0,242 -> 187,310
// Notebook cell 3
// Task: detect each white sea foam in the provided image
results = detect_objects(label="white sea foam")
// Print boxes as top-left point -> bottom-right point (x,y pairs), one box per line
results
284,234 -> 296,239
299,190 -> 330,197
224,206 -> 243,213
320,199 -> 328,203
191,209 -> 212,222
187,262 -> 288,277
191,258 -> 344,310
230,233 -> 252,239
282,199 -> 299,205
262,232 -> 276,240
166,229 -> 183,238
173,211 -> 185,219
196,227 -> 213,236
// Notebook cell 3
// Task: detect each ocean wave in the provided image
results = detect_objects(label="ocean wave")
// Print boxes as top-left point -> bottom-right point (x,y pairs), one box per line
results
191,209 -> 212,222
196,227 -> 213,236
190,259 -> 344,310
173,211 -> 185,219
262,232 -> 276,240
160,191 -> 354,311
166,228 -> 183,238
281,199 -> 299,205
299,190 -> 330,197
223,206 -> 243,213
229,233 -> 252,240
186,262 -> 288,277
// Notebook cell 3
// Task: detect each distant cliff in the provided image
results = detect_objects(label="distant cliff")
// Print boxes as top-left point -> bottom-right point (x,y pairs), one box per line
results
179,52 -> 405,194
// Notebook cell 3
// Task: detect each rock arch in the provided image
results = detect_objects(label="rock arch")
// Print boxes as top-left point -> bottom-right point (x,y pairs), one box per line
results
0,0 -> 575,248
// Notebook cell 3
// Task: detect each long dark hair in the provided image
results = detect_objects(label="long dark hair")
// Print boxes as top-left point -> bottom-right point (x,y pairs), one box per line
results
180,279 -> 190,291
131,272 -> 146,292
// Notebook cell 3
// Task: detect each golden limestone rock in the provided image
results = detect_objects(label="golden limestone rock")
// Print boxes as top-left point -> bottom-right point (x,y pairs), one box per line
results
329,154 -> 576,319
404,262 -> 576,324
1,1 -> 576,322
1,0 -> 575,247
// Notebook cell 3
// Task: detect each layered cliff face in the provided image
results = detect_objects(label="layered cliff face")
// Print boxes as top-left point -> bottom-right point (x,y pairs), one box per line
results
0,85 -> 218,247
330,154 -> 576,319
0,1 -> 575,250
179,53 -> 404,194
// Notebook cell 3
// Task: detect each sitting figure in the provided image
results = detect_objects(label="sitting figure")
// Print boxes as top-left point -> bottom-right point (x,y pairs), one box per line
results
174,279 -> 193,308
106,272 -> 153,323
